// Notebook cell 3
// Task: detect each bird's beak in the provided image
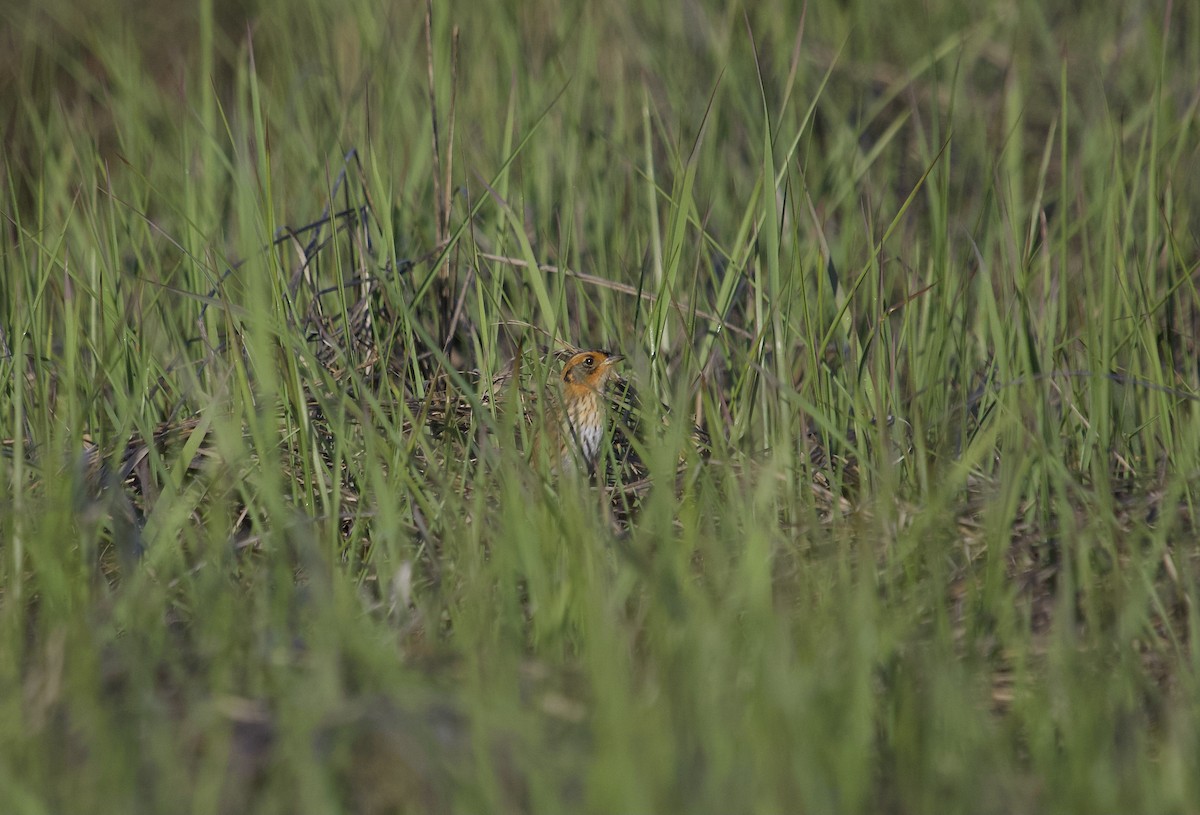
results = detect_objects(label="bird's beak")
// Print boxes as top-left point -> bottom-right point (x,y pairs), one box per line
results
602,353 -> 624,367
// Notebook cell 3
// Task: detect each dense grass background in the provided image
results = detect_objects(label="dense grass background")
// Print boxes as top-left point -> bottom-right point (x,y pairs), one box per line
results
3,0 -> 1200,812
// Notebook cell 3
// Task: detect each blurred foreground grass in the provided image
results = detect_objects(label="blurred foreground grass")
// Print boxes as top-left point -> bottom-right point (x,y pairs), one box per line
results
2,0 -> 1200,812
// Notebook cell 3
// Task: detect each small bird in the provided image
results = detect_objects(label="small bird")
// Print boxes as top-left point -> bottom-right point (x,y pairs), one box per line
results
412,346 -> 703,486
534,349 -> 627,475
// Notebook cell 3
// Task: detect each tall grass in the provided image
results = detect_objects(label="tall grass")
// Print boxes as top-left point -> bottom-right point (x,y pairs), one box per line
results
2,0 -> 1199,812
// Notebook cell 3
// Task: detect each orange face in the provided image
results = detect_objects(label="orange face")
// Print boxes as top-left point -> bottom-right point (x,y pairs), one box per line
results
561,351 -> 623,390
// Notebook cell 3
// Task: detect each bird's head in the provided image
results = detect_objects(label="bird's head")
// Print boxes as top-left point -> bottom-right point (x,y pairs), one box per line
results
561,350 -> 623,391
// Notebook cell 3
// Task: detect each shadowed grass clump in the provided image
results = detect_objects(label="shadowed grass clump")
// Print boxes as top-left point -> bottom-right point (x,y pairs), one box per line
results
2,0 -> 1199,812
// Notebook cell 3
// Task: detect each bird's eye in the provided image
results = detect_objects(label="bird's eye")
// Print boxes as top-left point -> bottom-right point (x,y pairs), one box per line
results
584,355 -> 595,367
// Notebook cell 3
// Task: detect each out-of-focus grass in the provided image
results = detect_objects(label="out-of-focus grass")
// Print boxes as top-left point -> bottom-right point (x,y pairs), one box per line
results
2,0 -> 1199,812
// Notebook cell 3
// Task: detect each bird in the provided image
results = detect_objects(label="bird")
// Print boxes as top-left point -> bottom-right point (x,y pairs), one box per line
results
533,349 -> 628,475
408,346 -> 706,489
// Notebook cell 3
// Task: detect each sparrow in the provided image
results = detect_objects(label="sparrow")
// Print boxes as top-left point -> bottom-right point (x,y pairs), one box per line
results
533,349 -> 626,475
